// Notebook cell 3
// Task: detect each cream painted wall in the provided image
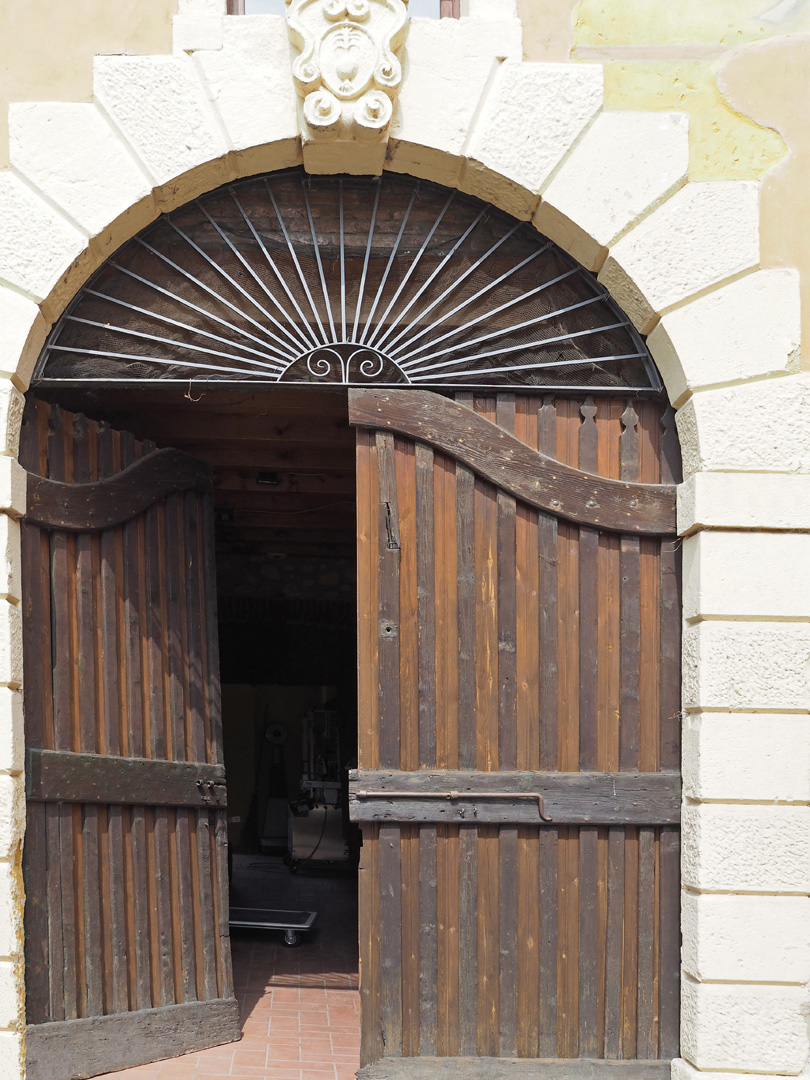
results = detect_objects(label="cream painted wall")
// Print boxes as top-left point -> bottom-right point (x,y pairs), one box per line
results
0,0 -> 177,168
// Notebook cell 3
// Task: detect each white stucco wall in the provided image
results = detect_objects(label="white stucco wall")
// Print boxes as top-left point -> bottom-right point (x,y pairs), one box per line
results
0,0 -> 807,1076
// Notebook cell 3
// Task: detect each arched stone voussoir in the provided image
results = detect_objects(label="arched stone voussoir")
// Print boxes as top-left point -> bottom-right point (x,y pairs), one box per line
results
9,101 -> 159,247
598,180 -> 761,335
386,16 -> 522,189
534,110 -> 689,272
459,61 -> 603,220
92,53 -> 235,207
0,288 -> 48,394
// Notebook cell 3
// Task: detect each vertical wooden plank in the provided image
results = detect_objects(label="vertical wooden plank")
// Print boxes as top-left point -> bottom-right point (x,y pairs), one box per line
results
45,804 -> 66,1021
577,398 -> 599,1058
400,823 -> 420,1057
622,826 -> 639,1059
357,430 -> 379,770
516,824 -> 539,1057
477,825 -> 499,1056
619,401 -> 641,773
379,824 -> 403,1056
637,827 -> 657,1057
603,826 -> 625,1058
474,397 -> 499,773
397,441 -> 418,775
537,827 -> 558,1056
457,823 -> 478,1056
376,433 -> 401,770
515,399 -> 540,774
359,824 -> 383,1066
456,458 -> 476,770
419,824 -> 438,1055
436,825 -> 460,1056
658,827 -> 681,1058
659,405 -> 682,774
434,454 -> 458,770
24,802 -> 49,1024
416,443 -> 436,768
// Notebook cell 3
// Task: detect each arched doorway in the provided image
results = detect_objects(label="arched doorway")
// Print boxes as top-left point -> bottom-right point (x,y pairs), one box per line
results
21,170 -> 681,1079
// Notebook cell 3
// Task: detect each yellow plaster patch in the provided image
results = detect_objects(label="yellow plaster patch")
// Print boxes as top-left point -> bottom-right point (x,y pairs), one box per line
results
574,0 -> 810,48
603,62 -> 786,180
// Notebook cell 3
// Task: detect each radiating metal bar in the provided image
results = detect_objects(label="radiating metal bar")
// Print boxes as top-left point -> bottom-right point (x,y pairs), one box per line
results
195,200 -> 313,355
409,350 -> 645,383
365,189 -> 456,349
230,188 -> 321,350
373,206 -> 487,353
352,180 -> 382,343
359,183 -> 419,345
302,179 -> 337,342
408,321 -> 630,376
163,219 -> 301,358
65,316 -> 287,373
390,246 -> 548,361
339,180 -> 346,342
110,260 -> 297,361
402,290 -> 604,371
264,180 -> 329,345
46,345 -> 282,380
134,237 -> 297,360
384,220 -> 525,356
83,288 -> 285,366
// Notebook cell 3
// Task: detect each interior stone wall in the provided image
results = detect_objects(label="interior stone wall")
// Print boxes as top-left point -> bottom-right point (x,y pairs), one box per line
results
0,1 -> 806,1077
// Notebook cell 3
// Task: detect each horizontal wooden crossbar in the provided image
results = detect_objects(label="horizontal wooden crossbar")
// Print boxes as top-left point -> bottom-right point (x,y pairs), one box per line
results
26,749 -> 227,807
26,998 -> 240,1080
358,1058 -> 671,1079
26,447 -> 212,531
348,389 -> 677,534
349,770 -> 681,825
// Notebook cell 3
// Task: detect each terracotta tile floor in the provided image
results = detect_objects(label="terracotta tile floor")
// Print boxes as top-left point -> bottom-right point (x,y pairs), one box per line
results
99,857 -> 360,1080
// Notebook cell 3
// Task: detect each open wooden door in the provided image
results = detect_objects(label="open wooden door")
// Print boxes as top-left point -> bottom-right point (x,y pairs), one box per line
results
21,400 -> 239,1080
350,389 -> 681,1078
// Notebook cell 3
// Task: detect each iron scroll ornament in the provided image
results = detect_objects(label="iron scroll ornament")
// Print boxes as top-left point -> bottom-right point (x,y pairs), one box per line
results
35,170 -> 662,392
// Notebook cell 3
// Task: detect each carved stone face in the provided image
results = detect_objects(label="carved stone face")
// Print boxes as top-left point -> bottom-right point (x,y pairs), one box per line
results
320,23 -> 377,99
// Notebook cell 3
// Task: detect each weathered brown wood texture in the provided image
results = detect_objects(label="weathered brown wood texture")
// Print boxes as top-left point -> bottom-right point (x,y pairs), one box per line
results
21,398 -> 239,1080
353,390 -> 681,1069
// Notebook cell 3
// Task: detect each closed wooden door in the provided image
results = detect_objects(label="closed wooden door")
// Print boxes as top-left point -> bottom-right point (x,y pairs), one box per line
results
21,400 -> 239,1080
350,388 -> 681,1078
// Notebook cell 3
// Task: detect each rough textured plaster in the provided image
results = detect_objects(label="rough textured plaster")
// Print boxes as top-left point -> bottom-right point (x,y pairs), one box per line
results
719,35 -> 810,364
0,0 -> 178,168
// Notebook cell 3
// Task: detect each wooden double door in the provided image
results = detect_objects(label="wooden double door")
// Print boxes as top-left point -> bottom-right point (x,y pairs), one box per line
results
349,389 -> 681,1077
21,387 -> 681,1080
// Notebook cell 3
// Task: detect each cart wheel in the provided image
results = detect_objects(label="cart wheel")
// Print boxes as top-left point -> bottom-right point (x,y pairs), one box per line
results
283,929 -> 300,948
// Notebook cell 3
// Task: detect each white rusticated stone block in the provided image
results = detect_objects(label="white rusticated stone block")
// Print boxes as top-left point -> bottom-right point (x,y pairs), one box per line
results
0,960 -> 22,1030
0,462 -> 25,523
0,519 -> 21,608
193,16 -> 301,177
648,269 -> 801,406
0,691 -> 23,777
0,777 -> 23,861
679,471 -> 810,533
535,111 -> 689,271
0,384 -> 25,462
0,863 -> 22,960
0,605 -> 22,692
461,61 -> 603,219
0,1031 -> 22,1073
0,288 -> 49,392
677,375 -> 810,476
683,621 -> 810,712
9,102 -> 156,244
683,531 -> 810,620
682,803 -> 810,892
173,14 -> 224,53
599,182 -> 760,333
682,891 -> 810,983
683,712 -> 810,802
93,54 -> 233,208
387,17 -> 522,188
0,172 -> 87,303
672,1060 -> 787,1080
681,977 -> 810,1073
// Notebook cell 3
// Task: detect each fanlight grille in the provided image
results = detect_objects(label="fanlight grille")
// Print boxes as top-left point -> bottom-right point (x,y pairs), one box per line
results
36,171 -> 661,391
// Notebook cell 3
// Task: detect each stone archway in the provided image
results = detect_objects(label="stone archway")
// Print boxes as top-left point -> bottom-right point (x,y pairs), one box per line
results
0,3 -> 804,1078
